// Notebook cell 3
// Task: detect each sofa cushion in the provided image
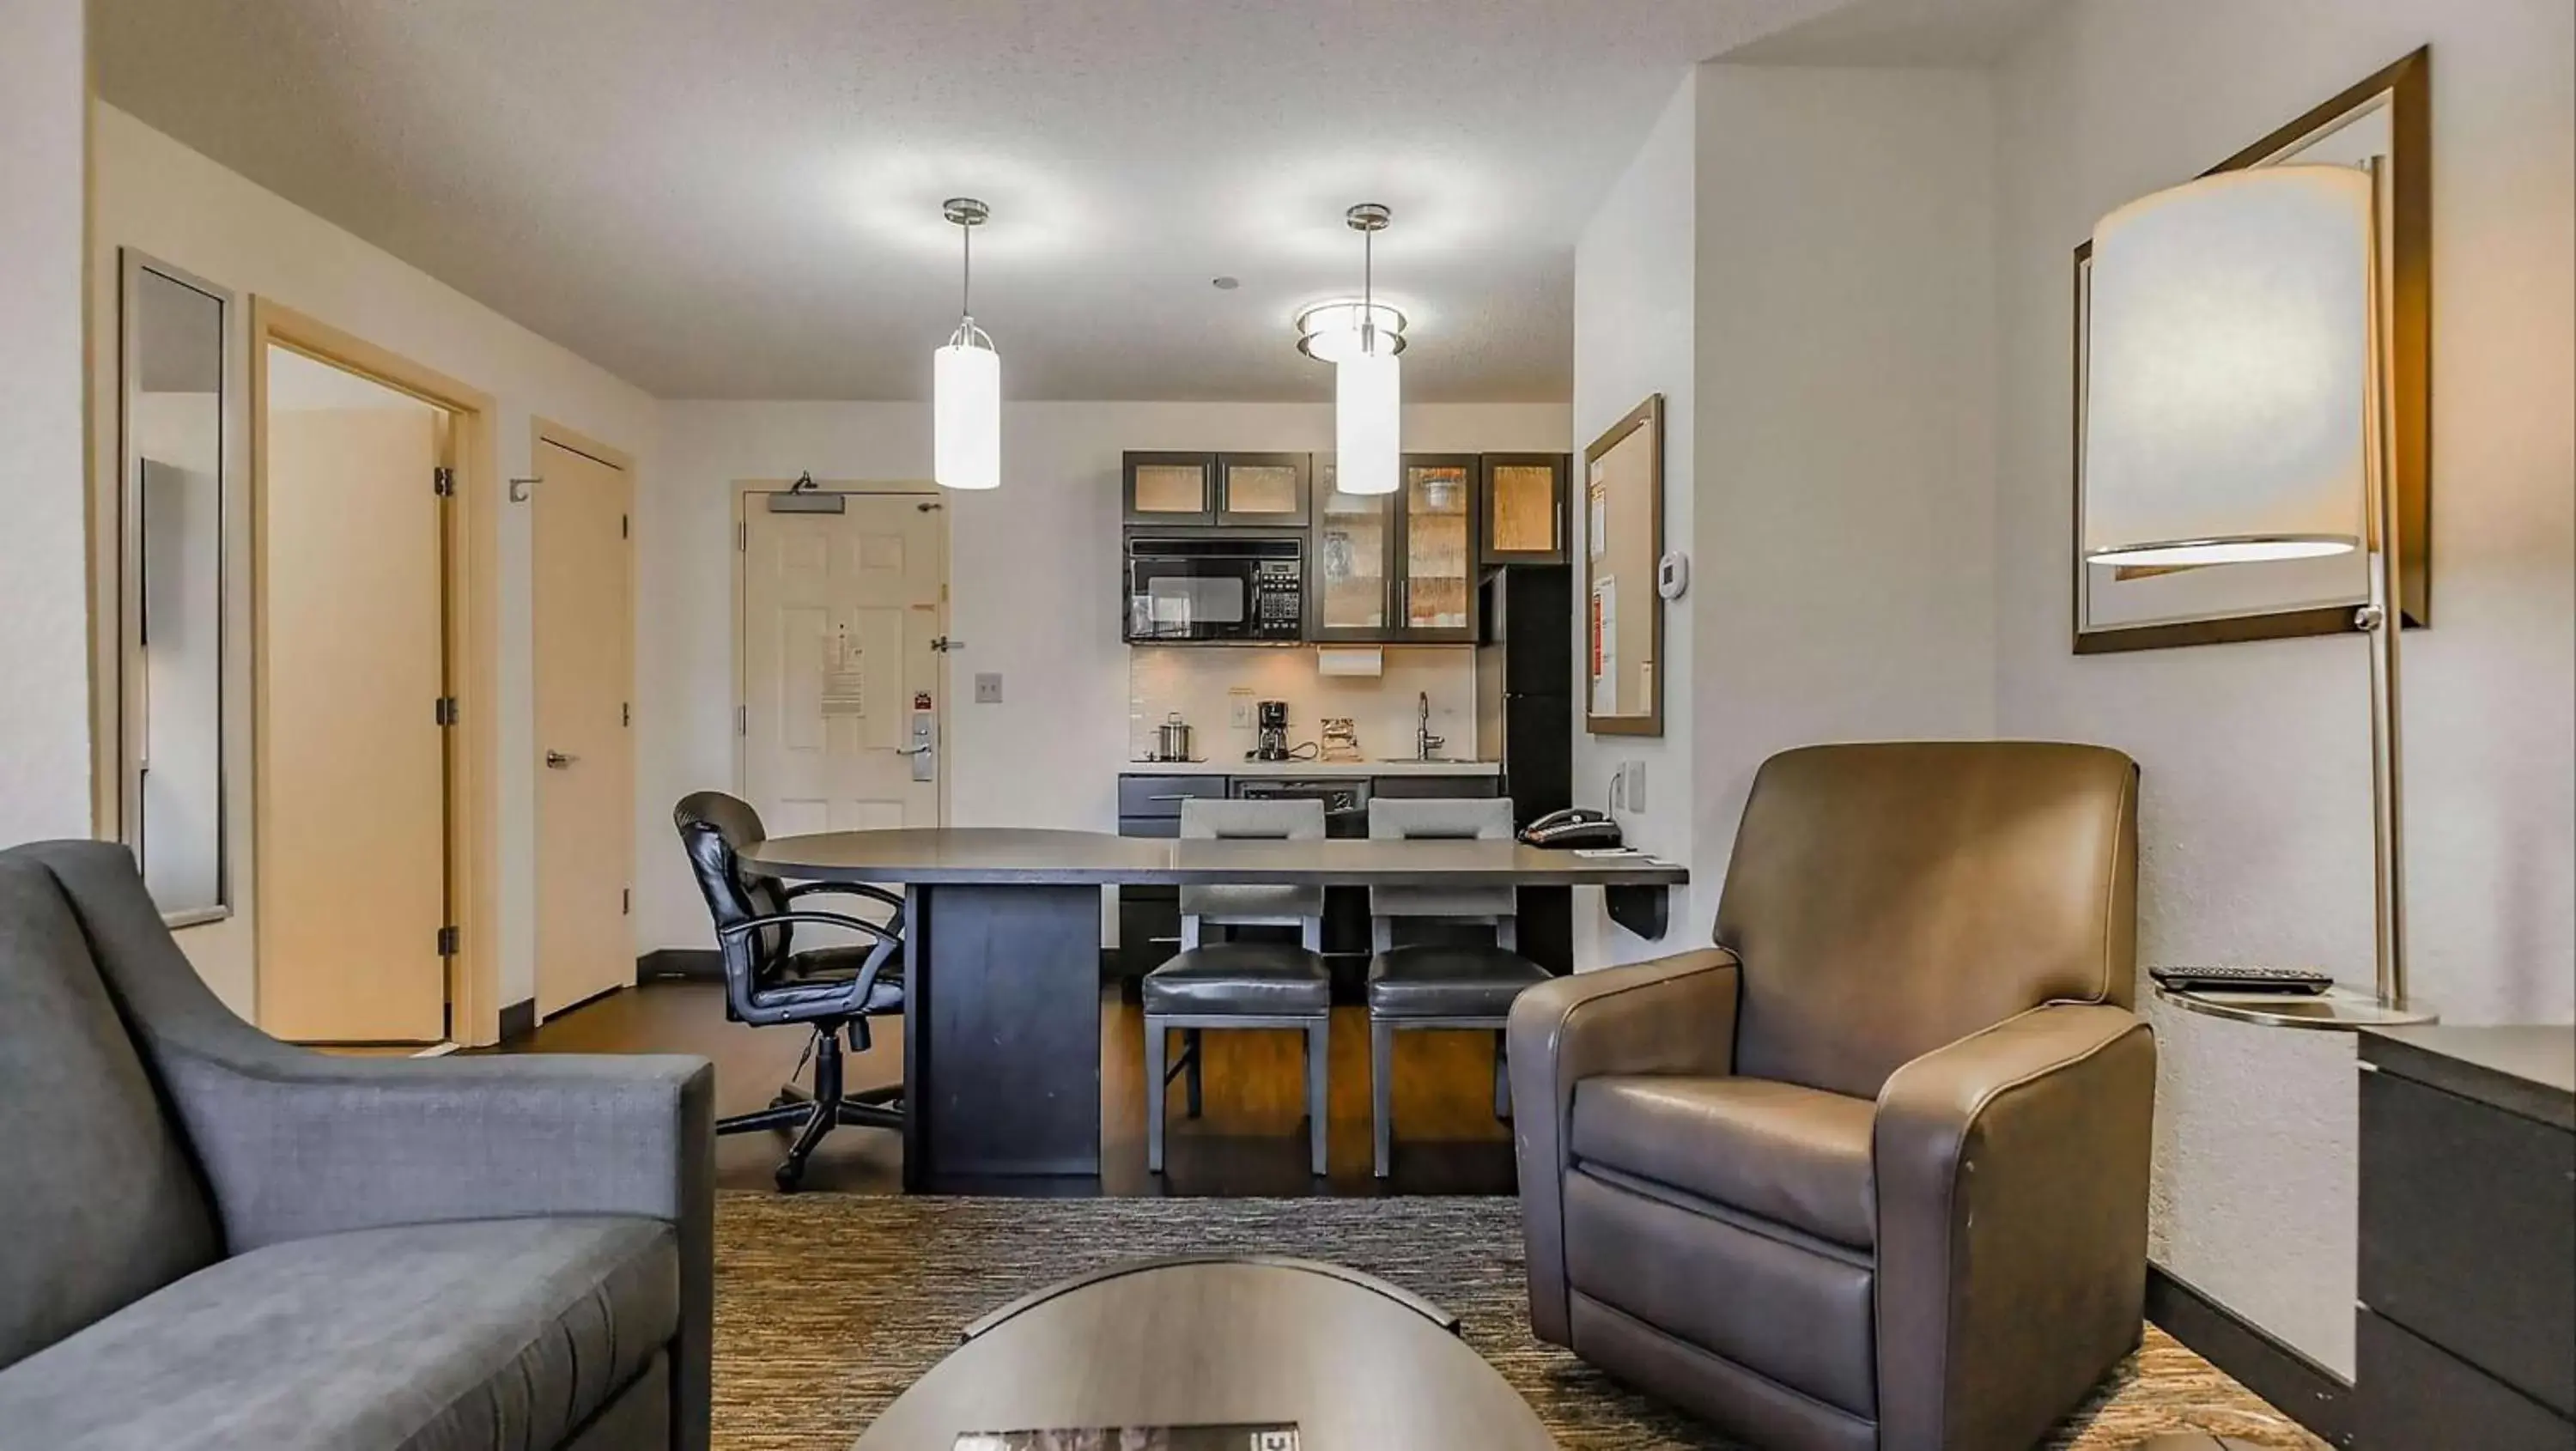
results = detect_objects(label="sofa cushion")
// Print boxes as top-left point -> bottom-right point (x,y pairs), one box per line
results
0,859 -> 222,1372
1571,1074 -> 1877,1249
0,1216 -> 677,1451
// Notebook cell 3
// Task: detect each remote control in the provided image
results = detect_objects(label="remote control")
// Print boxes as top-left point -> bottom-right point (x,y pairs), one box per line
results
2148,964 -> 2336,995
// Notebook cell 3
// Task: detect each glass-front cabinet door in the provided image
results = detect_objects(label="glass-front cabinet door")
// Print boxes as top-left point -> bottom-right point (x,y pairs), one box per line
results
1308,456 -> 1393,641
1216,452 -> 1309,528
1481,452 -> 1569,563
1124,452 -> 1217,525
1400,455 -> 1479,640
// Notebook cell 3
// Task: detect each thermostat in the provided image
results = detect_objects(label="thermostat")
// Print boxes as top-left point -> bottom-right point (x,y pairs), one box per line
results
1656,551 -> 1691,600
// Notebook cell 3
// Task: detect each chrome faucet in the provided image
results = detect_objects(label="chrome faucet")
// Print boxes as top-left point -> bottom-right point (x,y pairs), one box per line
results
1415,691 -> 1445,762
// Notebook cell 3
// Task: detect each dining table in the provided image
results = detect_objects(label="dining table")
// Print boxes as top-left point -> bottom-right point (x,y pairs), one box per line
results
742,827 -> 1689,1189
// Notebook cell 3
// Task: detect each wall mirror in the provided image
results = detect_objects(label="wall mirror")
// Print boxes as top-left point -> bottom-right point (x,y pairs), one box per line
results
2073,48 -> 2428,653
119,251 -> 234,924
1583,394 -> 1664,735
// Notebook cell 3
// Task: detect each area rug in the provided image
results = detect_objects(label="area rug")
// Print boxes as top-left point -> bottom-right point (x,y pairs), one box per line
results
713,1193 -> 2325,1450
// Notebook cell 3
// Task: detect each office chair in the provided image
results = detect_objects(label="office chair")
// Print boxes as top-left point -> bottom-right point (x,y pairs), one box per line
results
674,791 -> 905,1191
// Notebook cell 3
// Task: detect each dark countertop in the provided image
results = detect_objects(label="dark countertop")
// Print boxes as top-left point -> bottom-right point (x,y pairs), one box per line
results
744,826 -> 1688,889
2363,1024 -> 2576,1132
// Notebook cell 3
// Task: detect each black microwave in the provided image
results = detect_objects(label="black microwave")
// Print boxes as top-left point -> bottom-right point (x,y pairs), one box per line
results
1125,535 -> 1304,643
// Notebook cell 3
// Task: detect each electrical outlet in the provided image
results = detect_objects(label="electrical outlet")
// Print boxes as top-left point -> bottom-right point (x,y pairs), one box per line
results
974,672 -> 1003,704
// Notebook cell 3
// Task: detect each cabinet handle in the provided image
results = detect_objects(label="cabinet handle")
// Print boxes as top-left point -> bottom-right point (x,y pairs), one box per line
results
1147,793 -> 1192,802
1147,936 -> 1182,945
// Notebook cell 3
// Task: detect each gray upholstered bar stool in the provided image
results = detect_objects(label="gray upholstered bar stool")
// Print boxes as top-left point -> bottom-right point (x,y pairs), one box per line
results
1366,796 -> 1548,1178
1141,797 -> 1333,1175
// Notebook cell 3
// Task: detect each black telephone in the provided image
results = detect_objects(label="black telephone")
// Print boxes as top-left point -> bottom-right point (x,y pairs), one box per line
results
1520,807 -> 1624,849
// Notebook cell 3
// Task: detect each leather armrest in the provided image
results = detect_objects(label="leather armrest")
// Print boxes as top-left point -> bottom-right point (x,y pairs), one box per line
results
1873,1002 -> 2155,1451
1506,948 -> 1742,1344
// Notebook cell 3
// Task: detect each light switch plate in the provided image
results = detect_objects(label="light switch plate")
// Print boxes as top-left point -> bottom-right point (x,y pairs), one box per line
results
1228,688 -> 1255,728
974,672 -> 1003,704
1621,759 -> 1647,810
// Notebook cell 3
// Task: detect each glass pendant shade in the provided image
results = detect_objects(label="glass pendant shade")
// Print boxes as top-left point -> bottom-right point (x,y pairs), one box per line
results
934,332 -> 999,491
1335,333 -> 1400,496
2083,165 -> 2372,567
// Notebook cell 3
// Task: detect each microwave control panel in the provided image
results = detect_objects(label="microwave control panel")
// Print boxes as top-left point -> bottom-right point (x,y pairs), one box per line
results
1250,562 -> 1303,639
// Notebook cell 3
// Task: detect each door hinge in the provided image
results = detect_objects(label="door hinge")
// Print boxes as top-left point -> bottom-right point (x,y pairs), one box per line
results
621,513 -> 629,539
621,887 -> 631,916
434,695 -> 459,726
436,925 -> 459,956
736,705 -> 748,737
433,466 -> 456,497
916,501 -> 944,513
622,701 -> 630,727
736,521 -> 746,551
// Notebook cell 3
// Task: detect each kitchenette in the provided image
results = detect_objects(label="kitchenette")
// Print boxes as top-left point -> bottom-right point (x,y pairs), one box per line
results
1116,447 -> 1576,977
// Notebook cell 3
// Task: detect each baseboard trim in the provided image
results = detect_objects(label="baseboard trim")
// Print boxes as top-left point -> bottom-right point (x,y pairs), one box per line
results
637,948 -> 722,982
497,998 -> 537,1043
2145,1263 -> 2353,1448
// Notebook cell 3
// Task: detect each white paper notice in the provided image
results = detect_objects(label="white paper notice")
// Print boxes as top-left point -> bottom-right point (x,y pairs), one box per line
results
1590,575 -> 1618,714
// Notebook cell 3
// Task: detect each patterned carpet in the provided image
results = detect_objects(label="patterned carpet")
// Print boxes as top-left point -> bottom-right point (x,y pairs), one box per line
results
713,1193 -> 2325,1450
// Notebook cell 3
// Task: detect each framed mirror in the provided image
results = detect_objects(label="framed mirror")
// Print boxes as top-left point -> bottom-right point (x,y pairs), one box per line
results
2073,48 -> 2428,653
119,251 -> 234,925
1583,394 -> 1664,736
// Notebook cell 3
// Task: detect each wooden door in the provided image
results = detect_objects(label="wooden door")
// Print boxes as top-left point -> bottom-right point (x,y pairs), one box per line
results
258,399 -> 448,1042
533,438 -> 635,1018
741,494 -> 945,853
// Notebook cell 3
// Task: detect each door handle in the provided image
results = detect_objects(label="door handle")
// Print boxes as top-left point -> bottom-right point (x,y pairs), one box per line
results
898,745 -> 933,756
544,750 -> 579,768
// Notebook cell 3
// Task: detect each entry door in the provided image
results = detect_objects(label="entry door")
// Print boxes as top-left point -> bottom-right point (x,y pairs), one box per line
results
741,494 -> 945,847
533,439 -> 635,1017
259,396 -> 449,1042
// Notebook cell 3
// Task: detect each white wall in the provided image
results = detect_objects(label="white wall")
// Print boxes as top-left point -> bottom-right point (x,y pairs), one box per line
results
1569,64 -> 1999,968
637,399 -> 1571,953
1993,0 -> 2576,1373
1690,63 -> 1999,908
89,104 -> 664,1019
0,0 -> 91,845
1571,76 -> 1701,964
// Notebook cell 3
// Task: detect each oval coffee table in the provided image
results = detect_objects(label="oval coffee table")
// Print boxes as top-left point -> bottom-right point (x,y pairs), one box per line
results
853,1256 -> 1558,1449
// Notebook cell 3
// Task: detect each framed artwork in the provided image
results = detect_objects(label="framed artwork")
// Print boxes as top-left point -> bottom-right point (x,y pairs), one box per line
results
1583,394 -> 1663,736
2073,47 -> 2429,654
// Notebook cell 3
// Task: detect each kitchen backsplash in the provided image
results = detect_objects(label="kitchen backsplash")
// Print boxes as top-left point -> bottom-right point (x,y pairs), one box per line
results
1128,647 -> 1479,764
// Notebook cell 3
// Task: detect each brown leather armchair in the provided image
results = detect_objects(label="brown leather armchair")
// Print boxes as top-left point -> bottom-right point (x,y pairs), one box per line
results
1510,743 -> 2154,1451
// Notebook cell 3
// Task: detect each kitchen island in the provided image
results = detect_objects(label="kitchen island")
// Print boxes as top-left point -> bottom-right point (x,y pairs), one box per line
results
743,827 -> 1685,1189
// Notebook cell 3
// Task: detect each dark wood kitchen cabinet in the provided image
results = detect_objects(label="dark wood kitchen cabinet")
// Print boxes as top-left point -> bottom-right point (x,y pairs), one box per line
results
1123,452 -> 1310,528
1481,452 -> 1571,564
1306,453 -> 1480,644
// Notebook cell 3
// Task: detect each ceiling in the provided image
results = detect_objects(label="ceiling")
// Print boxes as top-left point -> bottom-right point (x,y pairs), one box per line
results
93,0 -> 1871,403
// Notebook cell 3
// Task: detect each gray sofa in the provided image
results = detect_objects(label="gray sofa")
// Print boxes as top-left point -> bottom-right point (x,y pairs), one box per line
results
0,841 -> 713,1451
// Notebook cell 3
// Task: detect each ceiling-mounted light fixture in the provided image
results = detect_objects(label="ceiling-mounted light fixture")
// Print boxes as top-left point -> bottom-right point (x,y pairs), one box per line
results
1295,300 -> 1408,363
1315,203 -> 1400,495
933,197 -> 999,490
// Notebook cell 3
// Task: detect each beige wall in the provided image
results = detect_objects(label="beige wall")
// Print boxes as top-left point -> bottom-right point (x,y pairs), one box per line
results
1993,0 -> 2576,1372
88,102 -> 664,1019
0,0 -> 91,844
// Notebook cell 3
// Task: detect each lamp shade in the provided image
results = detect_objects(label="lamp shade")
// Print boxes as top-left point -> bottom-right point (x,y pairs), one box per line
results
2083,165 -> 2372,566
1335,337 -> 1400,496
933,337 -> 999,490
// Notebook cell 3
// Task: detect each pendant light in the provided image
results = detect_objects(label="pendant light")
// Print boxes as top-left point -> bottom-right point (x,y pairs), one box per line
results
1331,203 -> 1400,495
933,197 -> 999,490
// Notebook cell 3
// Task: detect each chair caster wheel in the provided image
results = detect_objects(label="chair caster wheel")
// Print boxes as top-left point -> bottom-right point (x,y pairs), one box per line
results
774,1161 -> 806,1193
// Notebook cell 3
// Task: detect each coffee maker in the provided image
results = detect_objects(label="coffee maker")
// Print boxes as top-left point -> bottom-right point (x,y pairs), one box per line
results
1253,700 -> 1291,762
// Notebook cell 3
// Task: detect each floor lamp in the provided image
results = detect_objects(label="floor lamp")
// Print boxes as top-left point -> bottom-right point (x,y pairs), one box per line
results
2082,160 -> 2433,1031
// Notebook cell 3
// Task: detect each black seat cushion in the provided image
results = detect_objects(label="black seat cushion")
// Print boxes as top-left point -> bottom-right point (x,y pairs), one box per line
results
1366,943 -> 1548,1019
1142,944 -> 1330,1016
745,946 -> 905,1016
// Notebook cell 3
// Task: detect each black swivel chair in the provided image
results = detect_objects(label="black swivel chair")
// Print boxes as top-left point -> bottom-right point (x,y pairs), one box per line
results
674,791 -> 905,1191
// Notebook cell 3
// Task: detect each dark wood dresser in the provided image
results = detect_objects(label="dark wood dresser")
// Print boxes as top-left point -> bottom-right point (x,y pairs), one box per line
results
2359,1025 -> 2575,1450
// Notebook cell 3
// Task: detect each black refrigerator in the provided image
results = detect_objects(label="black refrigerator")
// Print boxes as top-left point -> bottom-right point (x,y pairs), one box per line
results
1477,564 -> 1574,972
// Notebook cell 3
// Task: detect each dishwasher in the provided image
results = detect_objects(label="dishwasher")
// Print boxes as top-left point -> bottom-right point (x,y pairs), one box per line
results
1228,775 -> 1372,838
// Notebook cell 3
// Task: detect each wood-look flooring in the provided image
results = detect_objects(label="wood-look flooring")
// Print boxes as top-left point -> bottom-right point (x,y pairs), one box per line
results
504,979 -> 1516,1196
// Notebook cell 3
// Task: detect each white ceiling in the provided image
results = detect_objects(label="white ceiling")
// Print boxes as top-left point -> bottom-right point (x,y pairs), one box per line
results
93,0 -> 1868,403
1724,0 -> 2060,67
